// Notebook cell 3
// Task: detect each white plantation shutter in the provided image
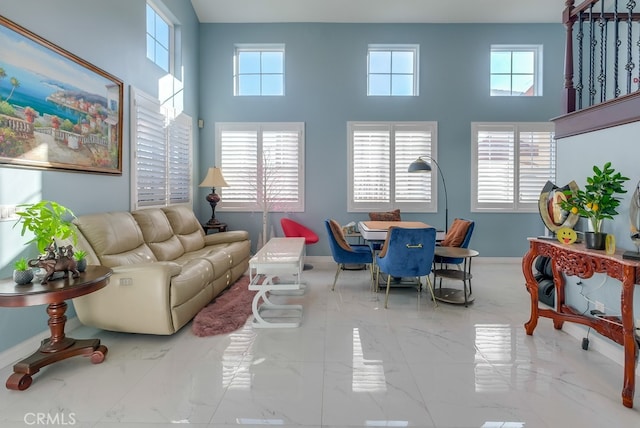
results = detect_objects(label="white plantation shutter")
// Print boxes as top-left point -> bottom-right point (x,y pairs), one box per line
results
217,122 -> 304,212
519,130 -> 556,204
168,114 -> 192,204
472,122 -> 555,212
348,122 -> 437,212
395,125 -> 433,205
352,124 -> 391,204
132,88 -> 192,209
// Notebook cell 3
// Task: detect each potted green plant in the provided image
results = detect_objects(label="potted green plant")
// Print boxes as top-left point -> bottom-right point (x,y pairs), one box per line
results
13,200 -> 78,255
73,249 -> 87,272
560,162 -> 629,249
13,257 -> 33,285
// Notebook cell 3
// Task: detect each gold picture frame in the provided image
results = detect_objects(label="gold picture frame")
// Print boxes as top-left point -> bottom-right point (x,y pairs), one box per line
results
0,15 -> 123,175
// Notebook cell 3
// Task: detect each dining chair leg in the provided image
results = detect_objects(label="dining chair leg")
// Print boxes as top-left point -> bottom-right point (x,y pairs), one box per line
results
425,275 -> 438,307
384,275 -> 392,309
331,264 -> 342,291
368,263 -> 375,292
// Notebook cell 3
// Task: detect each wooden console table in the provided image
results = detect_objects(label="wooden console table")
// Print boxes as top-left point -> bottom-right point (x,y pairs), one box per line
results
0,265 -> 112,390
522,237 -> 639,408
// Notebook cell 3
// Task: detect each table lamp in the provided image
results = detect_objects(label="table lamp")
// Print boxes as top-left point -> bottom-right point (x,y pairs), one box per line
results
199,167 -> 229,225
408,156 -> 449,233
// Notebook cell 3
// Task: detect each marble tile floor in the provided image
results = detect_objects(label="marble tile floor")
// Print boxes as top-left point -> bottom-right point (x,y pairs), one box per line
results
0,260 -> 639,427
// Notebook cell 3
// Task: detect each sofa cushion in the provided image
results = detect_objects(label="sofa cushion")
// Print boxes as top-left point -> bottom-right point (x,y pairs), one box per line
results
162,205 -> 206,252
132,208 -> 186,261
74,212 -> 157,267
169,258 -> 215,307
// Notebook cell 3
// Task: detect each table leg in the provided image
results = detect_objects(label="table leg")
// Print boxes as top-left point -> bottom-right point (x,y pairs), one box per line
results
5,301 -> 107,391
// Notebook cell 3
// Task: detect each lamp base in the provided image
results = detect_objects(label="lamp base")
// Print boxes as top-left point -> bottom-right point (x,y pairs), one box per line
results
207,218 -> 221,225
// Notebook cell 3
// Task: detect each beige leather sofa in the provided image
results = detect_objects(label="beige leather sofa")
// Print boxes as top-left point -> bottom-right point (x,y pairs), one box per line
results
70,205 -> 251,335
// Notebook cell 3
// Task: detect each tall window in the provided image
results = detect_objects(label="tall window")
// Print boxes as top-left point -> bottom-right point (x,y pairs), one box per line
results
490,45 -> 543,96
146,2 -> 172,73
367,45 -> 419,96
216,122 -> 304,212
234,44 -> 285,96
131,88 -> 192,209
471,122 -> 556,212
348,122 -> 437,212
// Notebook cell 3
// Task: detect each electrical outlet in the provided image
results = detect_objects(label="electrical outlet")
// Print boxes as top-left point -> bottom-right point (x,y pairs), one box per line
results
595,300 -> 605,313
0,204 -> 18,222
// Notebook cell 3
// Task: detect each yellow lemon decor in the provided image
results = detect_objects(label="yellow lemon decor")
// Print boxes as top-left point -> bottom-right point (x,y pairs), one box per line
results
557,227 -> 577,245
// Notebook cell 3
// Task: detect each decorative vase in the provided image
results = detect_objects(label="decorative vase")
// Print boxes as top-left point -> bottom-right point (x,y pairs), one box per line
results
584,231 -> 606,250
13,269 -> 34,285
76,258 -> 87,272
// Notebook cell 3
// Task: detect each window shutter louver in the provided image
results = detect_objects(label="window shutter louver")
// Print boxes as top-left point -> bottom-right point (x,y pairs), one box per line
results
518,131 -> 556,204
473,122 -> 555,212
168,114 -> 192,204
352,125 -> 391,203
132,88 -> 193,209
476,127 -> 515,206
217,123 -> 304,212
348,121 -> 437,212
395,127 -> 432,203
134,92 -> 168,207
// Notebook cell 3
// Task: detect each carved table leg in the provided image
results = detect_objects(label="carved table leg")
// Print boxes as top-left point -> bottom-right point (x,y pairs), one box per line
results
522,248 -> 539,335
5,300 -> 107,391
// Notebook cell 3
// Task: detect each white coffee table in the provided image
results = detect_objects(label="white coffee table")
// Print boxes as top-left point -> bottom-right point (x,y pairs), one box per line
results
249,237 -> 305,328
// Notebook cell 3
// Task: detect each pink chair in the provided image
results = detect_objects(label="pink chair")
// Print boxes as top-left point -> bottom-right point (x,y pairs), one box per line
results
280,218 -> 319,270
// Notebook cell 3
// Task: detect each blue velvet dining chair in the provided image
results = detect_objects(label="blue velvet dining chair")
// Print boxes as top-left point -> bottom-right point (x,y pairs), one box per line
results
324,219 -> 374,291
375,226 -> 437,309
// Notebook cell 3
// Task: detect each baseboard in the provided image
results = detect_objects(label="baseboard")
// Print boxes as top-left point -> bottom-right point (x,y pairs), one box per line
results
306,256 -> 522,264
561,322 -> 637,372
0,317 -> 81,369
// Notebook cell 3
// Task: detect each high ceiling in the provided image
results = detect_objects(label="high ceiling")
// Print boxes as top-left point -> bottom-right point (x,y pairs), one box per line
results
191,0 -> 564,24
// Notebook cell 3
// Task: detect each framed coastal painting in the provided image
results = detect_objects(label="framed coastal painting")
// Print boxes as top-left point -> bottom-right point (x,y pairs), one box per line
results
0,15 -> 123,175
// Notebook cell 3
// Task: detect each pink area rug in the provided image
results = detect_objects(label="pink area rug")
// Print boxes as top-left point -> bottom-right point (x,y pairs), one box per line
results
192,275 -> 257,337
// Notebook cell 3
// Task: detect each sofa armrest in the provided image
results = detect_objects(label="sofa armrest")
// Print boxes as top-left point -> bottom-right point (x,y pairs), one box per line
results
72,262 -> 183,335
204,230 -> 250,246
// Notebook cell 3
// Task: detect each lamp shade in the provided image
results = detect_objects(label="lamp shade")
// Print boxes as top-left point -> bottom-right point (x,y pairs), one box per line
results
199,167 -> 229,188
408,157 -> 433,173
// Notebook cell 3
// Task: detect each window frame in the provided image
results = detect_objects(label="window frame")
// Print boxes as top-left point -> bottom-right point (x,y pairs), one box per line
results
347,121 -> 438,213
471,122 -> 556,213
233,44 -> 285,96
490,44 -> 543,97
146,1 -> 174,73
131,87 -> 193,210
215,122 -> 305,213
367,44 -> 419,97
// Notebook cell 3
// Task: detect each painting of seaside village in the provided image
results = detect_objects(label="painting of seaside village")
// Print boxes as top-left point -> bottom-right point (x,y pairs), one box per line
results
0,16 -> 123,174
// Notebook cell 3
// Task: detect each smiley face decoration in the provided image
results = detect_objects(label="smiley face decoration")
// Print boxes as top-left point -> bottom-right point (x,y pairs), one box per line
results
556,227 -> 577,245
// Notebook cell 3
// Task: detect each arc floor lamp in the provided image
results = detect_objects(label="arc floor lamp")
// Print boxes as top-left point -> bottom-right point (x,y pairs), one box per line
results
408,156 -> 449,233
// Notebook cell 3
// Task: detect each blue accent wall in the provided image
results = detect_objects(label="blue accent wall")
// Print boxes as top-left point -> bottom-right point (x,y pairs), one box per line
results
198,22 -> 566,257
0,0 -> 200,353
0,1 -> 567,353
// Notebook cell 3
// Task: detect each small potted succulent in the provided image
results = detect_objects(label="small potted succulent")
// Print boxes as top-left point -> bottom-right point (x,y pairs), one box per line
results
560,162 -> 629,249
13,257 -> 34,285
73,249 -> 88,272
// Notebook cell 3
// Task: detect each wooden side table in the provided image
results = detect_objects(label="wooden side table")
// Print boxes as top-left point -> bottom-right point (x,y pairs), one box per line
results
202,222 -> 228,234
0,265 -> 112,390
